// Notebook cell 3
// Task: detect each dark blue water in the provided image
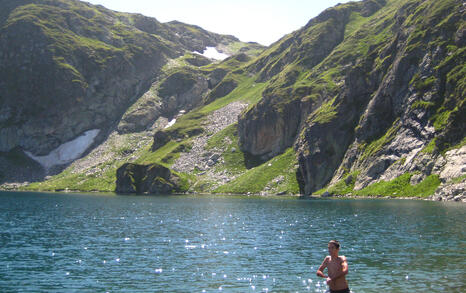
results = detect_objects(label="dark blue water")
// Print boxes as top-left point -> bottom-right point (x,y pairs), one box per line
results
0,192 -> 464,292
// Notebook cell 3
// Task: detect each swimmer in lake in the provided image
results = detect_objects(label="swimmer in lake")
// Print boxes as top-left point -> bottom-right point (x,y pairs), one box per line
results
316,240 -> 350,293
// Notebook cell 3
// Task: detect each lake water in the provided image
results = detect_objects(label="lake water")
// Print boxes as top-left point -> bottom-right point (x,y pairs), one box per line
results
0,192 -> 464,292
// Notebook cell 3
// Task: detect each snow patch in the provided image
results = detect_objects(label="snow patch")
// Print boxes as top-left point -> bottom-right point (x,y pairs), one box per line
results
196,47 -> 229,60
165,119 -> 176,129
164,110 -> 186,129
26,129 -> 100,169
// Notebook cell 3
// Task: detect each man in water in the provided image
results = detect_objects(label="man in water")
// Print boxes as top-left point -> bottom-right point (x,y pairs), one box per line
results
316,240 -> 350,293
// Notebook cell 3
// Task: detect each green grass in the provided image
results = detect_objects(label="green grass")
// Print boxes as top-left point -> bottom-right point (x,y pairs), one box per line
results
410,74 -> 436,92
135,140 -> 187,166
448,174 -> 466,184
200,75 -> 268,114
316,171 -> 360,195
214,148 -> 299,194
432,109 -> 452,131
421,138 -> 437,154
206,124 -> 247,174
309,96 -> 338,124
26,164 -> 117,192
355,173 -> 441,197
360,119 -> 400,160
412,100 -> 435,110
344,12 -> 368,37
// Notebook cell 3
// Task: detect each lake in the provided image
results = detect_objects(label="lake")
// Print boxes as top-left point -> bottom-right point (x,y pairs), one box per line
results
0,192 -> 464,292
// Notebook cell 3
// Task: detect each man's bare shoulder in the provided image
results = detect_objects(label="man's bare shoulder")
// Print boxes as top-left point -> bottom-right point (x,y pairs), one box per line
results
339,256 -> 347,262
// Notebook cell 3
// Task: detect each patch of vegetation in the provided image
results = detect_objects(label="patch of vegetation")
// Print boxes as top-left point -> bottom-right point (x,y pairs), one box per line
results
431,109 -> 452,131
354,173 -> 441,197
317,171 -> 360,195
135,140 -> 189,167
158,69 -> 198,97
448,174 -> 466,185
26,164 -> 117,192
421,138 -> 437,154
308,96 -> 338,124
410,74 -> 436,92
200,74 -> 268,114
361,119 -> 400,160
214,148 -> 299,194
206,124 -> 247,174
223,41 -> 265,57
411,100 -> 435,110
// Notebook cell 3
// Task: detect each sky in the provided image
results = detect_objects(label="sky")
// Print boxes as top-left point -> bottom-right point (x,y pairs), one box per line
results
82,0 -> 355,46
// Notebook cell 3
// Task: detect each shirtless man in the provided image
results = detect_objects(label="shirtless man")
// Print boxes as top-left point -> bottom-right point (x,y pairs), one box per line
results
316,240 -> 350,293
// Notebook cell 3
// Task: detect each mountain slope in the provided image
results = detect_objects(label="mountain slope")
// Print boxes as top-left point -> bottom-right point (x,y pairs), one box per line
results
0,0 -> 261,184
1,0 -> 464,200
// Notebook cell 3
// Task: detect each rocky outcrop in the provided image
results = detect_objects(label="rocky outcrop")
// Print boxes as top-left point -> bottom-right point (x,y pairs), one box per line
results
115,163 -> 184,194
117,89 -> 163,134
238,97 -> 301,160
165,21 -> 238,53
158,69 -> 209,118
204,78 -> 238,104
431,182 -> 466,202
117,68 -> 209,134
237,0 -> 385,161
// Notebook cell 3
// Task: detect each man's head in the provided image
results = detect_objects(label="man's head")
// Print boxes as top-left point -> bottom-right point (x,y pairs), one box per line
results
328,240 -> 340,255
328,240 -> 340,249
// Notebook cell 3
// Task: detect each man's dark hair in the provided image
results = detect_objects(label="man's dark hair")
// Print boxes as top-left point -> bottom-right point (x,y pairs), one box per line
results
329,240 -> 340,249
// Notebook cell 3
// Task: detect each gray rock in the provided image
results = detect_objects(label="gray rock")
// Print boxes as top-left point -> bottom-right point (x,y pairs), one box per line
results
210,154 -> 221,162
322,191 -> 332,197
116,163 -> 183,194
410,174 -> 424,185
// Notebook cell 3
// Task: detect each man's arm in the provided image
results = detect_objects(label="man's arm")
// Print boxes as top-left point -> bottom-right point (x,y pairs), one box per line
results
329,256 -> 348,281
316,256 -> 329,278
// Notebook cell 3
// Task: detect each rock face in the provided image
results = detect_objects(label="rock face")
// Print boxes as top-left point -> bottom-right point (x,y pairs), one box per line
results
115,163 -> 183,194
238,97 -> 301,160
0,0 -> 175,155
158,69 -> 209,118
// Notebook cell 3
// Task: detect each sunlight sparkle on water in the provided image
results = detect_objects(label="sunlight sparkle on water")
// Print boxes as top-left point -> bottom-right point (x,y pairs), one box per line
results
0,193 -> 464,292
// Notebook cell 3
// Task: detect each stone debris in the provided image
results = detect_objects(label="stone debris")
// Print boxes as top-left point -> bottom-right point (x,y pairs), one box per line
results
171,102 -> 248,188
431,182 -> 466,202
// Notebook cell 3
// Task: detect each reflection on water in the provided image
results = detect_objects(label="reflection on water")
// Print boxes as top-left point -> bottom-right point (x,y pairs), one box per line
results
0,192 -> 465,292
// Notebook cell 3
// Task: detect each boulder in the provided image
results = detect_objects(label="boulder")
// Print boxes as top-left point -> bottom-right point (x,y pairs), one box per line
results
152,131 -> 171,151
115,163 -> 183,194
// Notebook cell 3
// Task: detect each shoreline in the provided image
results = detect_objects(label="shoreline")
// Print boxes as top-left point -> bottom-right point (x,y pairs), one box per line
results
1,187 -> 463,202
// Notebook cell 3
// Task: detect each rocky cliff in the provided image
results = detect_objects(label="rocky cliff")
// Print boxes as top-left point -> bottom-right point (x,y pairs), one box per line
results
238,0 -> 465,199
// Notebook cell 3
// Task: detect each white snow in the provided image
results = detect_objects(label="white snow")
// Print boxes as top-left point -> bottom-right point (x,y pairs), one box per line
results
165,119 -> 177,129
196,47 -> 229,60
26,129 -> 100,169
164,110 -> 186,129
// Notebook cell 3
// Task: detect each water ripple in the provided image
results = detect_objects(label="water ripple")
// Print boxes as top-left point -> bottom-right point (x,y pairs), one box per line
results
0,193 -> 464,292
